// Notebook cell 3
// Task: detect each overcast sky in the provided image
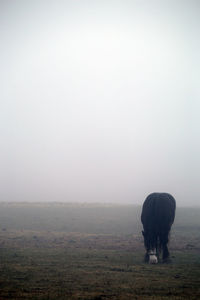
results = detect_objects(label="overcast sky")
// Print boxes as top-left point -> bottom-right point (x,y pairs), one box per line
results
0,0 -> 199,206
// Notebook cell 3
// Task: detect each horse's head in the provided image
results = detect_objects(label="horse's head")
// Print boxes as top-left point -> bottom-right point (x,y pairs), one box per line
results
148,249 -> 158,264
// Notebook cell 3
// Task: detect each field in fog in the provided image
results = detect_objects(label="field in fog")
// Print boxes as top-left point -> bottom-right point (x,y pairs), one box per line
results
0,203 -> 200,299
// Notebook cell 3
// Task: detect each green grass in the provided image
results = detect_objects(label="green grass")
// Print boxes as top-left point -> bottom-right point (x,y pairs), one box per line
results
0,203 -> 200,299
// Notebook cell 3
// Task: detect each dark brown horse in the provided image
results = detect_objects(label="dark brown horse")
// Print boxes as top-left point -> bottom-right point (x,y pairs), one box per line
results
141,193 -> 176,263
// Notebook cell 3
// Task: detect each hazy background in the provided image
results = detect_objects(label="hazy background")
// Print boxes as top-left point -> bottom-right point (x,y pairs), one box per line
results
0,0 -> 199,206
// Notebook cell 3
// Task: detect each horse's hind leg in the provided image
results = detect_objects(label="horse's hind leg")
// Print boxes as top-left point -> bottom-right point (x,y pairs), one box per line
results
162,244 -> 169,262
161,233 -> 171,263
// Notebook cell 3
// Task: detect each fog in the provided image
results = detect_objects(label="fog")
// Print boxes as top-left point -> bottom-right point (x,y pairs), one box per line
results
0,0 -> 199,205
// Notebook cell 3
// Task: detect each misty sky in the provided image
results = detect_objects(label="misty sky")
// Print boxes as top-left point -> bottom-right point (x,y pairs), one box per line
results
0,0 -> 199,205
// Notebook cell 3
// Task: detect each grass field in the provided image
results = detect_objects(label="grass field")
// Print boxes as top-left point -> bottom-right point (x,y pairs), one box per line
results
0,202 -> 200,299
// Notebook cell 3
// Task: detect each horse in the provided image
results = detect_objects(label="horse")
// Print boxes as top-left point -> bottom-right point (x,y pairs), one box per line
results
141,193 -> 176,264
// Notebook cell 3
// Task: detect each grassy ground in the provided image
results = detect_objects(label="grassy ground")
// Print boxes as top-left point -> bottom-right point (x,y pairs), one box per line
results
0,203 -> 200,299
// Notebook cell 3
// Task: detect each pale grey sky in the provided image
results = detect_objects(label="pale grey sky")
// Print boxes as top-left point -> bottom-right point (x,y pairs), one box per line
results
0,0 -> 199,205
